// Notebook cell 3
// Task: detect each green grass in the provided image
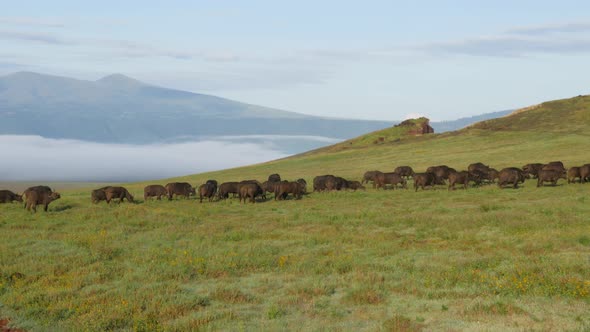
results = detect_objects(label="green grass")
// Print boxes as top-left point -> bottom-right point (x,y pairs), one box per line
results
1,97 -> 590,331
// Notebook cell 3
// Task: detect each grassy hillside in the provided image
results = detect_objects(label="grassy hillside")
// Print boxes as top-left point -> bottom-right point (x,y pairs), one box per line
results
1,95 -> 590,331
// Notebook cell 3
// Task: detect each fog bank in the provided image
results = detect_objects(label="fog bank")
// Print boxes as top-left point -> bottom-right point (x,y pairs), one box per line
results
0,135 -> 340,182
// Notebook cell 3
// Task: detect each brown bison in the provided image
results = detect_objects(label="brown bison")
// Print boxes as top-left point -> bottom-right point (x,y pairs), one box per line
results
413,172 -> 436,191
218,182 -> 239,199
541,162 -> 566,174
426,165 -> 454,184
394,166 -> 414,178
91,187 -> 110,203
262,181 -> 280,199
296,178 -> 307,193
468,162 -> 490,173
448,171 -> 480,190
104,186 -> 134,204
522,163 -> 545,178
325,176 -> 348,191
144,185 -> 167,201
313,175 -> 333,192
198,182 -> 217,203
25,191 -> 61,212
537,169 -> 567,187
0,190 -> 23,203
362,171 -> 383,188
268,174 -> 281,183
486,168 -> 500,183
375,172 -> 407,190
165,182 -> 195,200
274,181 -> 303,200
567,167 -> 581,184
580,164 -> 590,183
239,182 -> 263,203
497,168 -> 526,189
346,180 -> 366,191
23,186 -> 52,208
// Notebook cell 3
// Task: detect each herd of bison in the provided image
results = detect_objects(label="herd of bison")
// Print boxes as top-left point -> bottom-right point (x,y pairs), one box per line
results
1,162 -> 589,213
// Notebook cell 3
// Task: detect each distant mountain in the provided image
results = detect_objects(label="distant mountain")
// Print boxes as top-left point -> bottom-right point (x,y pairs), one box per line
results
0,72 -> 392,143
0,72 -> 514,144
430,110 -> 512,133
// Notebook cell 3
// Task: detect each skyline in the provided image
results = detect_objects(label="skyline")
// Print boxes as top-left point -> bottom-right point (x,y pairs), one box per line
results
2,1 -> 590,121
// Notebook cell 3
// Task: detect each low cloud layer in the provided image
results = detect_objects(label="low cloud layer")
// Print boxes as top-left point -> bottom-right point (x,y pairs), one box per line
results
0,135 -> 305,182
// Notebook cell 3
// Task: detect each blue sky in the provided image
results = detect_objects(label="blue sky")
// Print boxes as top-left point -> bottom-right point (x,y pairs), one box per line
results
2,0 -> 590,120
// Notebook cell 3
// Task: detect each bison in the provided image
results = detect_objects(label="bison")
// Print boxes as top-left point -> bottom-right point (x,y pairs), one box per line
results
104,186 -> 134,204
25,190 -> 61,212
448,171 -> 480,190
497,168 -> 526,189
165,182 -> 195,200
218,182 -> 239,199
239,183 -> 263,203
375,172 -> 407,190
198,182 -> 217,203
296,178 -> 307,194
426,165 -> 453,185
468,162 -> 490,173
313,175 -> 333,192
537,169 -> 567,187
522,163 -> 545,178
567,167 -> 581,184
144,185 -> 167,201
580,164 -> 590,183
413,172 -> 436,191
394,166 -> 414,178
346,180 -> 366,191
91,186 -> 110,203
362,171 -> 383,188
268,174 -> 281,183
0,190 -> 23,203
274,181 -> 303,200
23,186 -> 52,208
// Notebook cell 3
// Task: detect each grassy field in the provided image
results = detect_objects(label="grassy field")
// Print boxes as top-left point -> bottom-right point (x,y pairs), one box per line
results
1,96 -> 590,331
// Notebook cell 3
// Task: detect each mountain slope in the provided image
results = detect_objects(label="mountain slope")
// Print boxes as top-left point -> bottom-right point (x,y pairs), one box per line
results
0,72 -> 392,143
160,94 -> 590,185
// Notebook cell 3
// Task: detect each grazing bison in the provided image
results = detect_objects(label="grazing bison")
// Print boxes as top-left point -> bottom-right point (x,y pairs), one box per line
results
206,179 -> 218,187
375,172 -> 407,190
537,169 -> 567,187
275,181 -> 303,200
394,166 -> 414,178
522,163 -> 545,178
580,164 -> 590,183
448,171 -> 480,190
0,190 -> 23,203
104,186 -> 134,204
144,185 -> 167,201
541,162 -> 566,174
198,182 -> 217,203
468,162 -> 490,173
25,191 -> 61,212
239,183 -> 263,203
268,174 -> 281,183
568,167 -> 581,184
262,181 -> 281,199
426,165 -> 453,185
91,187 -> 110,203
497,168 -> 526,189
413,172 -> 436,191
313,175 -> 333,192
165,182 -> 195,200
218,182 -> 239,199
23,186 -> 52,208
346,180 -> 366,191
325,176 -> 348,191
362,171 -> 383,188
